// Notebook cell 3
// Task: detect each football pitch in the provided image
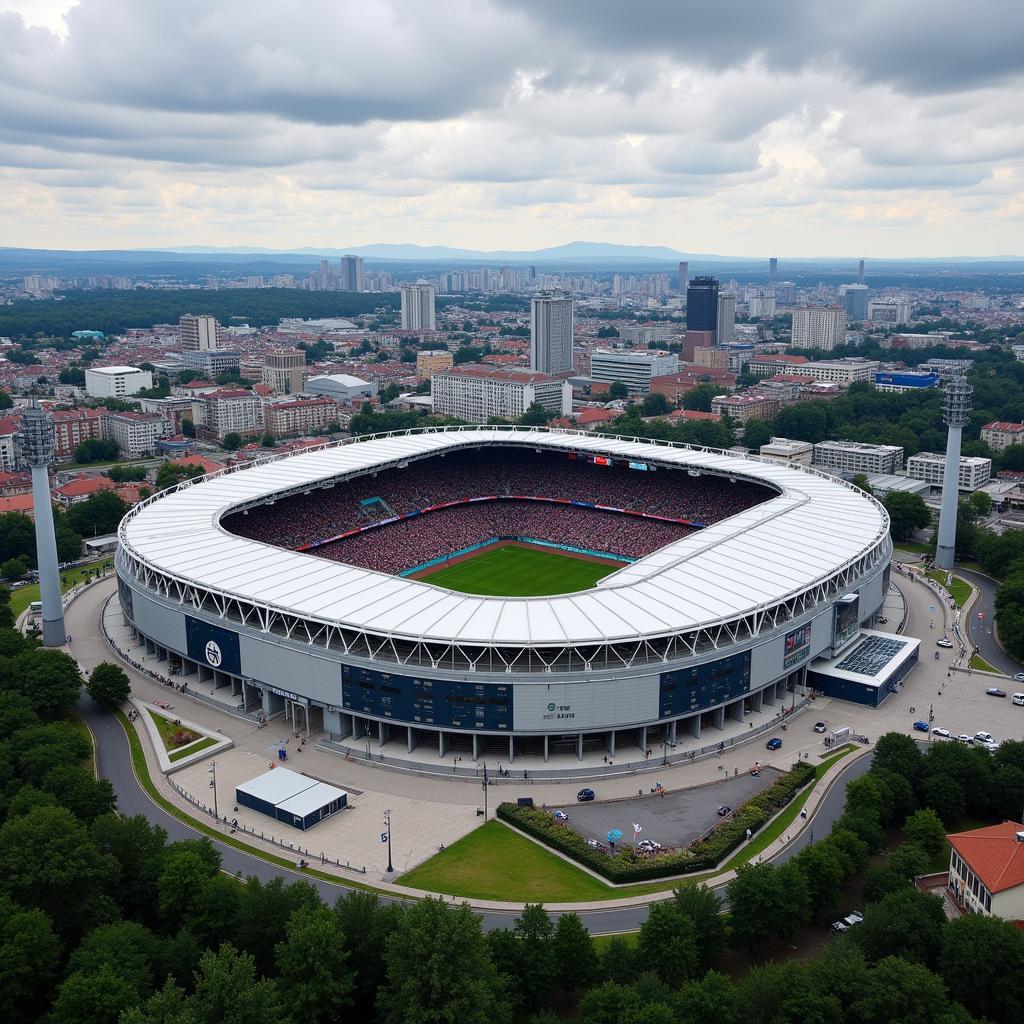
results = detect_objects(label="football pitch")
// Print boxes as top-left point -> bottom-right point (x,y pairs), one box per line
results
420,543 -> 622,597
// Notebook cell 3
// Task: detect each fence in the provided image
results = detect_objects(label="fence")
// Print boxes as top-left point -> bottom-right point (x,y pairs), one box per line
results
165,775 -> 367,874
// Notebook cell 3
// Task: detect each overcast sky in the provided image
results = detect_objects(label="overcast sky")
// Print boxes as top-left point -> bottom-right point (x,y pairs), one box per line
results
2,0 -> 1023,256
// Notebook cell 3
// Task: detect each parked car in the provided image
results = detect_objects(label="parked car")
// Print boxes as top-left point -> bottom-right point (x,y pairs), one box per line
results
876,616 -> 888,624
637,839 -> 663,852
831,920 -> 850,932
937,637 -> 953,648
933,727 -> 952,738
766,737 -> 783,751
717,805 -> 732,816
913,720 -> 930,732
844,911 -> 864,926
1013,693 -> 1024,706
814,721 -> 827,733
1013,673 -> 1024,683
957,734 -> 974,745
975,731 -> 995,744
986,687 -> 1008,698
576,788 -> 595,802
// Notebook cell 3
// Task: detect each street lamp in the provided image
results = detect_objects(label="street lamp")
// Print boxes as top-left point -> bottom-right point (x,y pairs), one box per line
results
208,761 -> 218,821
383,808 -> 394,873
482,763 -> 489,820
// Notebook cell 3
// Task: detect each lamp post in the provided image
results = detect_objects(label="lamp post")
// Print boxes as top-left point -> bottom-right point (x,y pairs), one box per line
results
482,763 -> 489,820
208,761 -> 218,821
383,808 -> 394,873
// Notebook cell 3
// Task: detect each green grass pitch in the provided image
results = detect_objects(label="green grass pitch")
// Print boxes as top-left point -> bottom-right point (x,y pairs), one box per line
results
420,544 -> 621,597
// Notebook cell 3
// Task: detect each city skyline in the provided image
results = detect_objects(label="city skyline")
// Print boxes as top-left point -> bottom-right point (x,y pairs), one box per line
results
1,1 -> 1022,257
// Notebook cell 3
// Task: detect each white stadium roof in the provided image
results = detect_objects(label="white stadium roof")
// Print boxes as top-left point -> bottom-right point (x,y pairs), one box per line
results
119,428 -> 889,651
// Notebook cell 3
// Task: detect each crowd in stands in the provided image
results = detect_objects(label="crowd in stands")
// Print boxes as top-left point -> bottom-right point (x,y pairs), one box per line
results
223,448 -> 771,572
312,500 -> 692,575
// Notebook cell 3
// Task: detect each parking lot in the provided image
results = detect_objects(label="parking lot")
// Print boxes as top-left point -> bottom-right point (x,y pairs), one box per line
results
548,765 -> 782,850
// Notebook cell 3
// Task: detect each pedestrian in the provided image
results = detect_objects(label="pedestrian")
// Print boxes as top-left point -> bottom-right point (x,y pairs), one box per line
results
523,770 -> 528,780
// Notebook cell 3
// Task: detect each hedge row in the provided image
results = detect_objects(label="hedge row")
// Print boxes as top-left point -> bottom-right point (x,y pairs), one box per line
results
497,759 -> 816,883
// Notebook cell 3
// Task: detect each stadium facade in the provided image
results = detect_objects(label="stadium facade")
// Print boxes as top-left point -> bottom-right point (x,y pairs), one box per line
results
115,428 -> 891,763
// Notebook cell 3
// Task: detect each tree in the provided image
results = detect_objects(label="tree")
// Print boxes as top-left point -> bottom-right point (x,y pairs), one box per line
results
903,808 -> 947,859
677,971 -> 741,1024
680,384 -> 720,412
66,490 -> 129,537
261,433 -> 276,448
850,473 -> 874,495
871,732 -> 925,789
158,844 -> 221,928
222,433 -> 242,451
190,943 -> 282,1024
181,418 -> 196,437
853,888 -> 947,966
578,982 -> 640,1024
68,920 -> 162,1001
42,763 -> 116,822
968,490 -> 993,517
596,326 -> 619,338
672,884 -> 727,970
637,900 -> 699,986
513,903 -> 556,1010
519,402 -> 552,427
919,772 -> 966,825
882,490 -> 931,542
641,393 -> 671,417
4,648 -> 82,720
0,389 -> 12,409
333,890 -> 403,1013
793,842 -> 845,919
73,438 -> 119,463
0,556 -> 27,580
0,900 -> 61,1024
86,662 -> 131,708
885,841 -> 930,881
552,912 -> 598,994
607,381 -> 628,400
275,905 -> 355,1024
939,913 -> 1024,1022
49,965 -> 139,1024
105,464 -> 148,483
377,897 -> 511,1024
851,955 -> 951,1024
90,814 -> 168,926
598,934 -> 637,985
742,418 -> 774,450
725,861 -> 810,952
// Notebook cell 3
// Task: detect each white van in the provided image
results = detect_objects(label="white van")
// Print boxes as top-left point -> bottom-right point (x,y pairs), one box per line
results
1012,693 -> 1024,706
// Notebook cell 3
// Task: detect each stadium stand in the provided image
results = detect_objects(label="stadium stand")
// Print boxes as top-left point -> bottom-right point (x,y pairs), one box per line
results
223,448 -> 771,573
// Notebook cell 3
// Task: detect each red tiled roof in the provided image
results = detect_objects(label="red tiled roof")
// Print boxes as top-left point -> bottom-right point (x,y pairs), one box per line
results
669,409 -> 722,421
578,408 -> 616,425
948,821 -> 1024,893
56,476 -> 116,498
983,422 -> 1024,433
0,494 -> 33,514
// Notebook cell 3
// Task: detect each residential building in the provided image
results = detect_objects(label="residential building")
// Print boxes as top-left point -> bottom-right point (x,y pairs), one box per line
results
415,349 -> 454,380
749,354 -> 810,377
339,255 -> 365,292
179,314 -> 221,351
264,397 -> 337,438
180,349 -> 241,378
650,368 -> 737,403
84,365 -> 153,398
681,329 -> 716,361
981,422 -> 1024,452
51,408 -> 103,459
791,306 -> 847,352
1013,344 -> 1024,362
0,416 -> 18,471
431,365 -> 572,421
907,452 -> 992,491
262,350 -> 308,395
686,276 -> 719,335
885,332 -> 953,350
589,349 -> 679,395
305,374 -> 378,404
873,371 -> 939,393
53,475 -> 117,506
195,389 -> 265,442
693,347 -> 729,370
137,396 -> 196,434
530,293 -> 574,375
677,261 -> 688,293
813,440 -> 905,475
784,358 -> 879,386
868,297 -> 912,325
619,324 -> 678,346
716,292 -> 736,346
840,284 -> 870,321
710,393 -> 780,424
747,290 -> 777,318
400,283 -> 436,331
947,822 -> 1024,923
102,411 -> 167,458
759,437 -> 813,466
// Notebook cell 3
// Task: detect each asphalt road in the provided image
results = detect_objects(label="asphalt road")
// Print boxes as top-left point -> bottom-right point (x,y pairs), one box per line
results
953,567 -> 1023,678
78,690 -> 872,932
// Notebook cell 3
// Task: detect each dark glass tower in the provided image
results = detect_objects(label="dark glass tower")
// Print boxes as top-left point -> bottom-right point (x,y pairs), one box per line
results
686,276 -> 719,333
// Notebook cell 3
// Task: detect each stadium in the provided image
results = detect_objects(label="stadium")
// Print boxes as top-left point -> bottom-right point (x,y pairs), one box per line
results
115,427 -> 892,766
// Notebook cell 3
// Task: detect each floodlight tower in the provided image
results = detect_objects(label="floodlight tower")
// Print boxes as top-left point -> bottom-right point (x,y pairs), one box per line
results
935,376 -> 973,570
18,401 -> 65,646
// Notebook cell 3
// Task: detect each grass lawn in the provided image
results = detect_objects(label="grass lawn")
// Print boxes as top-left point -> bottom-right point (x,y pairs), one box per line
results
421,544 -> 620,597
895,542 -> 935,555
927,570 -> 972,608
11,557 -> 114,618
970,653 -> 997,672
169,735 -> 218,762
146,708 -> 206,754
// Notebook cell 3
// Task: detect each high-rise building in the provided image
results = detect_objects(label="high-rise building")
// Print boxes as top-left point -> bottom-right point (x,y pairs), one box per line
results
867,298 -> 912,325
179,314 -> 221,352
686,276 -> 719,335
18,402 -> 64,646
840,284 -> 870,322
339,255 -> 365,292
432,365 -> 572,421
530,292 -> 574,375
262,349 -> 308,395
716,292 -> 736,346
400,284 -> 436,331
769,257 -> 778,279
858,258 -> 865,285
791,306 -> 847,351
317,259 -> 332,290
677,260 -> 689,293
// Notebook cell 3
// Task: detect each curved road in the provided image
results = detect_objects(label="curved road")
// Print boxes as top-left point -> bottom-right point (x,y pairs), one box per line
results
78,690 -> 871,932
952,567 -> 1022,678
